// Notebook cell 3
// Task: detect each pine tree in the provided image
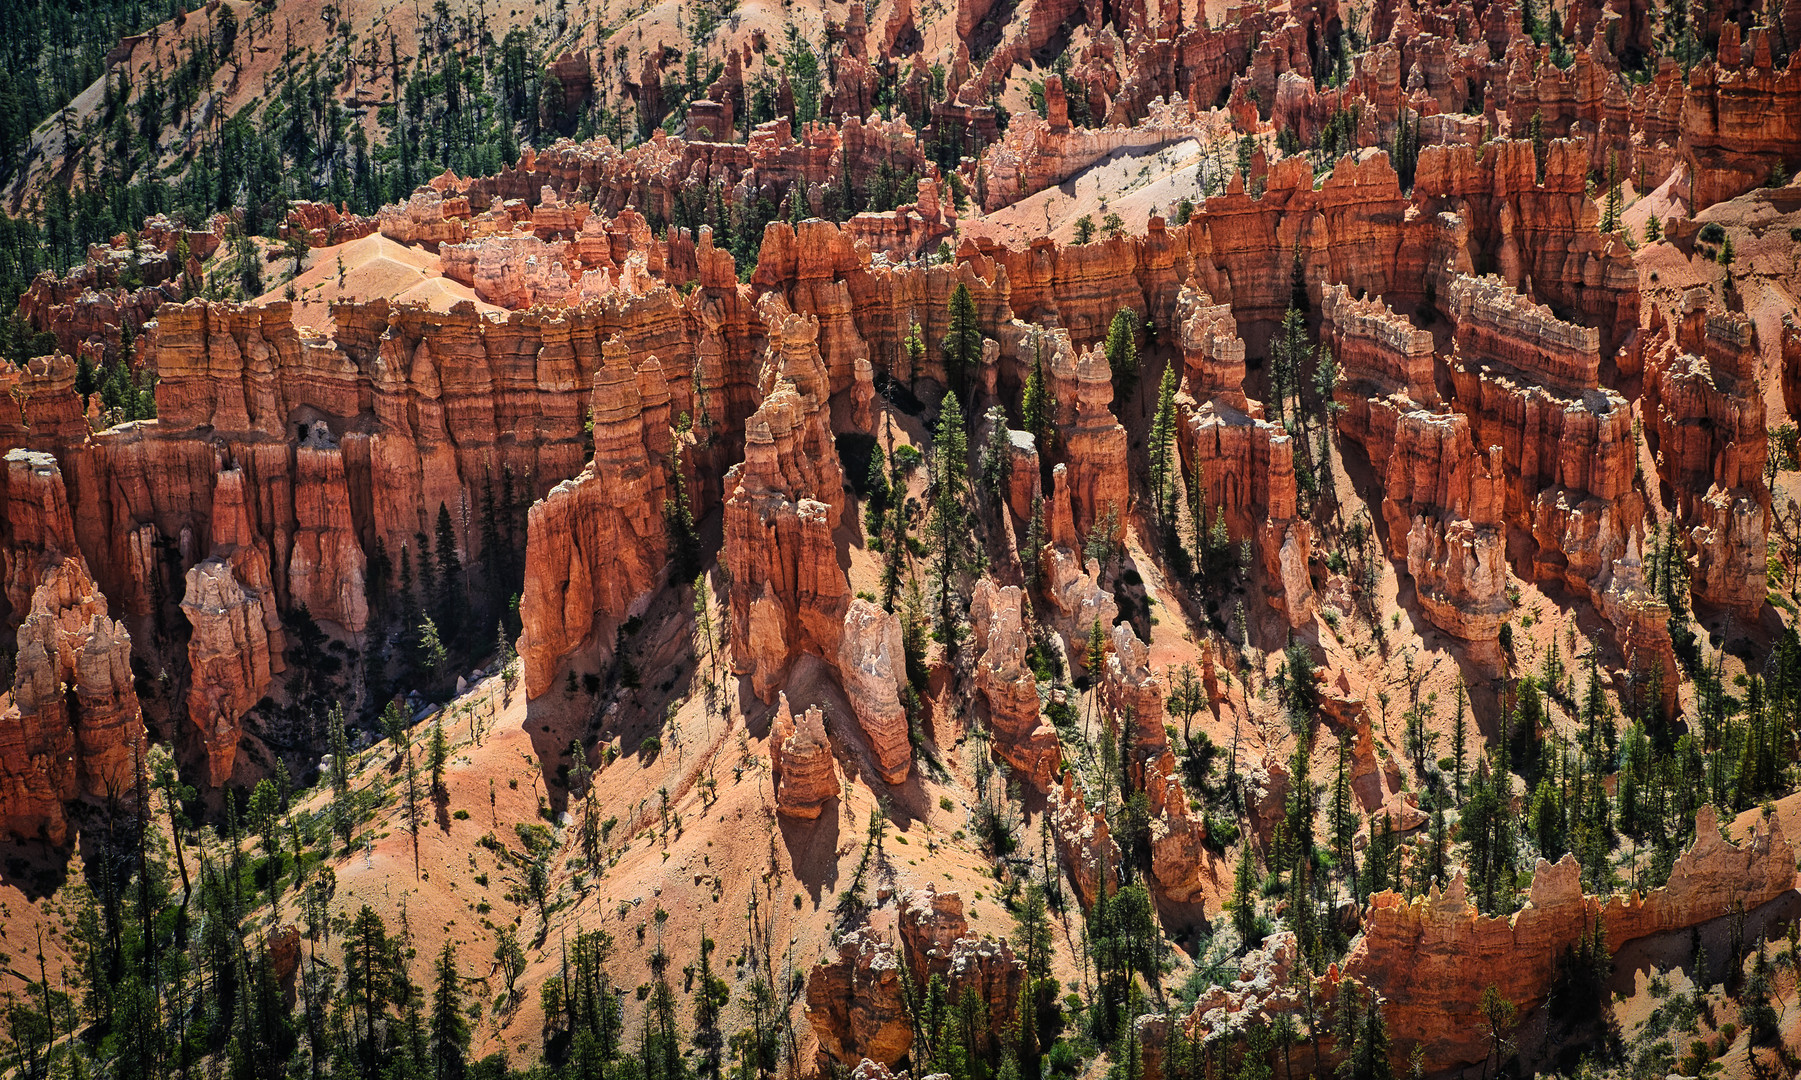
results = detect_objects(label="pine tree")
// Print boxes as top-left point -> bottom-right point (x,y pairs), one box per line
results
430,943 -> 469,1080
980,405 -> 1012,506
927,395 -> 972,636
1269,306 -> 1309,426
1603,151 -> 1623,233
863,445 -> 891,535
1331,737 -> 1356,865
428,711 -> 449,796
941,283 -> 982,409
420,615 -> 449,689
434,503 -> 462,633
403,736 -> 423,879
1231,840 -> 1260,950
1283,731 -> 1316,865
1451,673 -> 1469,803
329,702 -> 355,847
1021,336 -> 1055,452
1104,308 -> 1140,402
1528,110 -> 1547,184
1147,359 -> 1179,520
692,935 -> 730,1080
1022,494 -> 1047,589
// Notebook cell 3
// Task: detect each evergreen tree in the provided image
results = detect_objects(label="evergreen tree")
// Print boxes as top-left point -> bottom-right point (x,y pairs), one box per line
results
1104,308 -> 1140,402
666,421 -> 702,581
1451,673 -> 1469,802
434,503 -> 462,634
1021,336 -> 1055,452
1269,306 -> 1309,426
980,405 -> 1012,507
430,943 -> 470,1080
864,445 -> 891,536
428,711 -> 449,796
1331,736 -> 1356,866
1231,840 -> 1261,950
941,283 -> 982,409
1147,359 -> 1179,521
692,936 -> 729,1080
1022,495 -> 1047,589
927,395 -> 972,637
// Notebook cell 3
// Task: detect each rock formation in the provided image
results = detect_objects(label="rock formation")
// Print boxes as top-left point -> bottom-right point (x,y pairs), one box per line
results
182,465 -> 284,787
805,929 -> 913,1069
769,693 -> 840,819
1144,750 -> 1212,903
1341,806 -> 1793,1071
1447,276 -> 1640,616
0,450 -> 144,845
724,308 -> 850,702
835,599 -> 912,785
1186,806 -> 1794,1073
518,339 -> 672,699
894,885 -> 1026,1050
1174,285 -> 1314,627
1641,292 -> 1769,621
1052,771 -> 1121,909
969,579 -> 1060,791
1324,284 -> 1513,669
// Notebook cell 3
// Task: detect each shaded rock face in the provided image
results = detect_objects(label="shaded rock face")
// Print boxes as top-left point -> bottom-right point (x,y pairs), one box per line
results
805,930 -> 913,1069
969,579 -> 1059,792
0,450 -> 144,845
769,693 -> 840,819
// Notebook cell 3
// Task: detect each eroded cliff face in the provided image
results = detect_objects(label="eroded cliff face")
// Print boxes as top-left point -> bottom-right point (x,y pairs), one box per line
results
0,449 -> 145,844
1641,291 -> 1770,621
1340,805 -> 1794,1070
1186,806 -> 1794,1073
804,930 -> 913,1069
181,465 -> 285,787
970,579 -> 1061,793
804,885 -> 1027,1071
1172,284 -> 1314,627
1327,284 -> 1509,671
